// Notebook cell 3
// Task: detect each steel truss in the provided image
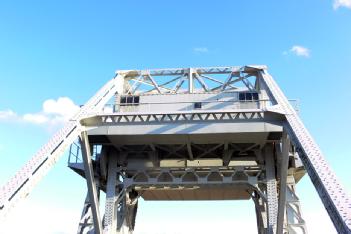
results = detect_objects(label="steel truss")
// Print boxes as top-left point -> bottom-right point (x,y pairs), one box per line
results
0,66 -> 350,234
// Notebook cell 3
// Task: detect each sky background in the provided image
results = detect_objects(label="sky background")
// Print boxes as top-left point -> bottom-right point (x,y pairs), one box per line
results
0,0 -> 351,233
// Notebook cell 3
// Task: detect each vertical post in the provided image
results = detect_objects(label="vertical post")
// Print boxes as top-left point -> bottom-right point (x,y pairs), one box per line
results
276,131 -> 290,234
104,154 -> 118,233
285,175 -> 308,233
77,193 -> 94,234
79,131 -> 103,234
265,144 -> 278,234
253,191 -> 268,234
188,68 -> 194,93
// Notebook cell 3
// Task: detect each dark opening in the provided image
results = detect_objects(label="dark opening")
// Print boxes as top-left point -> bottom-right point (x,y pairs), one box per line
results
194,102 -> 202,109
126,96 -> 133,104
120,96 -> 140,105
239,92 -> 259,101
245,93 -> 252,100
120,96 -> 127,104
239,93 -> 246,101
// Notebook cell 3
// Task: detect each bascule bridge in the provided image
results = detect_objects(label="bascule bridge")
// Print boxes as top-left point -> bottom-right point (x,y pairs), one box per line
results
0,66 -> 350,234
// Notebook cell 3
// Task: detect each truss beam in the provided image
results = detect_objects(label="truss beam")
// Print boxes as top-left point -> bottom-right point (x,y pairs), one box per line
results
118,66 -> 264,95
80,131 -> 103,234
276,132 -> 290,234
0,75 -> 121,218
1,65 -> 349,234
260,71 -> 351,233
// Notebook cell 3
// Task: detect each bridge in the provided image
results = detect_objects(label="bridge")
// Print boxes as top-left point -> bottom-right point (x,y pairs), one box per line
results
0,66 -> 350,233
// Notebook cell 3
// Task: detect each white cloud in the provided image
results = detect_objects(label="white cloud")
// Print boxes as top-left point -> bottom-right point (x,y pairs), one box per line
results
43,97 -> 79,119
1,201 -> 79,234
0,109 -> 18,120
0,97 -> 79,126
287,45 -> 310,57
193,47 -> 209,53
23,113 -> 49,124
333,0 -> 351,9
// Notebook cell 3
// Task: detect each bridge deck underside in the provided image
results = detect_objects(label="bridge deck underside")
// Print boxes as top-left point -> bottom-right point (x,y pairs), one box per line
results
140,185 -> 251,200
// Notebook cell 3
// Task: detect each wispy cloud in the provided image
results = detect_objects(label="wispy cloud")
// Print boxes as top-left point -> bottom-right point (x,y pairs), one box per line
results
193,47 -> 209,53
0,97 -> 79,126
333,0 -> 351,9
0,109 -> 17,120
2,201 -> 79,234
283,45 -> 310,58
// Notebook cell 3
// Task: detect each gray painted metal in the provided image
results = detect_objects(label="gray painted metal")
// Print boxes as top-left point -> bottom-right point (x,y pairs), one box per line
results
104,155 -> 119,233
0,74 -> 120,218
276,132 -> 290,234
265,144 -> 278,234
79,131 -> 103,234
0,65 -> 350,234
260,71 -> 351,233
77,193 -> 95,234
284,175 -> 307,233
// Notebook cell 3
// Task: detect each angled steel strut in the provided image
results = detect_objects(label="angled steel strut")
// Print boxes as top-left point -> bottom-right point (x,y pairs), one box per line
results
0,66 -> 350,234
0,74 -> 121,218
260,70 -> 351,234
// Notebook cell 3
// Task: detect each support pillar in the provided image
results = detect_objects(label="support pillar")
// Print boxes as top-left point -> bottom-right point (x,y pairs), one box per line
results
103,154 -> 139,234
77,189 -> 100,234
116,191 -> 138,234
265,144 -> 278,234
104,155 -> 119,233
285,175 -> 307,234
277,132 -> 290,234
79,131 -> 103,234
253,191 -> 268,234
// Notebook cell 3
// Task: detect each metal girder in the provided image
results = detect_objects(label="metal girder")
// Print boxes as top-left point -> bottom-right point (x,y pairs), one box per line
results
104,155 -> 119,233
1,65 -> 350,234
118,65 -> 267,78
285,175 -> 307,234
77,192 -> 99,234
117,66 -> 264,95
79,131 -> 102,234
276,132 -> 290,234
253,191 -> 268,234
81,110 -> 265,126
260,70 -> 351,233
104,156 -> 139,234
118,166 -> 262,188
0,75 -> 121,218
265,144 -> 279,234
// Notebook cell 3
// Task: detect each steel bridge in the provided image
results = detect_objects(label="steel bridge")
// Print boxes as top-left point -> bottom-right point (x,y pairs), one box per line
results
0,65 -> 350,233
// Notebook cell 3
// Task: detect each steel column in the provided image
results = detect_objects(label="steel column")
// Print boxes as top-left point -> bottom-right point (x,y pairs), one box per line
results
104,154 -> 119,233
260,70 -> 351,233
79,131 -> 103,234
265,144 -> 278,234
77,193 -> 95,234
285,176 -> 307,234
253,191 -> 268,234
276,132 -> 290,234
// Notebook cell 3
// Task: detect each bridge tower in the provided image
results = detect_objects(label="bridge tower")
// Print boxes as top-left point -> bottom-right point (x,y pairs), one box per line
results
0,66 -> 350,234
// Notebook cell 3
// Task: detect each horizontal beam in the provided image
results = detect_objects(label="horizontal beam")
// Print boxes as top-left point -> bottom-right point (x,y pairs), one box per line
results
117,65 -> 267,78
81,110 -> 265,126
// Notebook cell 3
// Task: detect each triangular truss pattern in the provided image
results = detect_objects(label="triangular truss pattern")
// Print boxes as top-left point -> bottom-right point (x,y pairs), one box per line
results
0,75 -> 121,218
0,66 -> 350,234
122,66 -> 260,95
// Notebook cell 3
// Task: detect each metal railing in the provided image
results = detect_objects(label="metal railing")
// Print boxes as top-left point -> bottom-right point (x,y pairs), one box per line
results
102,99 -> 299,113
68,142 -> 102,165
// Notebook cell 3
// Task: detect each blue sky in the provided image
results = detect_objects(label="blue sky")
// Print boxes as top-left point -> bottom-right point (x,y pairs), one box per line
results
0,1 -> 351,233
